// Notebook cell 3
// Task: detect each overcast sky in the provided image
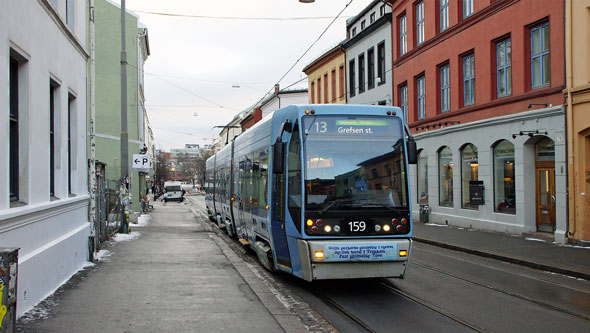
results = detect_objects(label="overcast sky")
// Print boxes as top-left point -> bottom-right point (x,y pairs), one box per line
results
111,0 -> 375,151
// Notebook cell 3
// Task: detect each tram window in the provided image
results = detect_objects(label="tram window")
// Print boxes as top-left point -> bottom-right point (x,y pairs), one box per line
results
252,154 -> 260,207
245,156 -> 252,207
238,161 -> 245,201
288,123 -> 302,223
259,149 -> 269,210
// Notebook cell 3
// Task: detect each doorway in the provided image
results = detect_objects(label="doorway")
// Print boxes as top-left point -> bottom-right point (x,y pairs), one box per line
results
535,137 -> 555,232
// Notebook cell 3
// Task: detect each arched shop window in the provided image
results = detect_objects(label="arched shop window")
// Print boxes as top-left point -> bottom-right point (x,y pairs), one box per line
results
493,140 -> 515,213
417,149 -> 428,204
461,143 -> 478,209
438,146 -> 453,207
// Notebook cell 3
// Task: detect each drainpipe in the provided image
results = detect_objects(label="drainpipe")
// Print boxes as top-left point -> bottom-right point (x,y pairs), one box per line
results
564,0 -> 574,241
88,0 -> 97,260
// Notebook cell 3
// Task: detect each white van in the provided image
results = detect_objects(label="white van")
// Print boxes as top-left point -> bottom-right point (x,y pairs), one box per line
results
164,181 -> 183,202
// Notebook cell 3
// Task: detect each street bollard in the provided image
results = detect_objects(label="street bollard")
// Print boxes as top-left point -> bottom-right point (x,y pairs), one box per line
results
0,248 -> 19,333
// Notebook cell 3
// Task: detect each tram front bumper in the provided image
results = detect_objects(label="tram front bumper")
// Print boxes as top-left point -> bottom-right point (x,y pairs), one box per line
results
297,238 -> 411,281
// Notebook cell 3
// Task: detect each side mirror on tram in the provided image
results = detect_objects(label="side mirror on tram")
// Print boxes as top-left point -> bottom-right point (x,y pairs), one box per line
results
273,143 -> 286,174
407,140 -> 417,164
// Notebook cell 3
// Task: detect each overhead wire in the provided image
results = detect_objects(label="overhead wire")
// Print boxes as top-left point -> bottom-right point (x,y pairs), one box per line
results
132,10 -> 351,21
252,0 -> 355,108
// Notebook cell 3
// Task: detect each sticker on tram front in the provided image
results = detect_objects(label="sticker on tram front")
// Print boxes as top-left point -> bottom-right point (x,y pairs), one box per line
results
323,243 -> 398,262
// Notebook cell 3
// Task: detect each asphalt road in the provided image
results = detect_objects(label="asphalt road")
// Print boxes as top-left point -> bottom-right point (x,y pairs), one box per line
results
189,195 -> 590,332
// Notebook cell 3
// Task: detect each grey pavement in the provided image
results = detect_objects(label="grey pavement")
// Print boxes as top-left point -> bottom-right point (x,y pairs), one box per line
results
412,221 -> 590,280
17,200 -> 308,333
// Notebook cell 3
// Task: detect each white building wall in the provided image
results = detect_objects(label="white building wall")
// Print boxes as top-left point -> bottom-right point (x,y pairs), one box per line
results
261,92 -> 308,119
409,107 -> 567,242
0,0 -> 90,316
346,22 -> 392,106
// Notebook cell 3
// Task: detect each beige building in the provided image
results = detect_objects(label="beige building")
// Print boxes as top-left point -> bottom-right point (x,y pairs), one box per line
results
303,42 -> 347,104
565,0 -> 590,244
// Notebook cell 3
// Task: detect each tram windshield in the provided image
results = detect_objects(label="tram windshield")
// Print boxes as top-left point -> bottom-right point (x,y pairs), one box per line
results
303,115 -> 408,212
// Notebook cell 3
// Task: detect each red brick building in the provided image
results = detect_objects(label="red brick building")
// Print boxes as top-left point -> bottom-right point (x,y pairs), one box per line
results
387,0 -> 567,242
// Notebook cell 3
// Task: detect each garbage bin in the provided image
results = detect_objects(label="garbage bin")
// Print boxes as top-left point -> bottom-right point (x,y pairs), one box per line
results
419,204 -> 430,223
0,248 -> 19,333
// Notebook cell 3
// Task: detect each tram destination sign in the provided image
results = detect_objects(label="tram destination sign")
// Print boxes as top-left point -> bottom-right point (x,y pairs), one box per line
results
305,117 -> 395,137
323,242 -> 398,262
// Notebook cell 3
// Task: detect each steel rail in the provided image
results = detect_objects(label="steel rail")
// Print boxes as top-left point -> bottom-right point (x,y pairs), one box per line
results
376,279 -> 485,332
408,260 -> 590,322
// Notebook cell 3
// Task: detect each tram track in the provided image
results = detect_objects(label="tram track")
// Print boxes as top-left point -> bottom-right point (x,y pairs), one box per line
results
408,258 -> 590,322
376,279 -> 485,332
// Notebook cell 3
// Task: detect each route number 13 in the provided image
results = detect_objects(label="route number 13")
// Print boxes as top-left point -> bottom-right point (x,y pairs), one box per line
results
314,121 -> 328,133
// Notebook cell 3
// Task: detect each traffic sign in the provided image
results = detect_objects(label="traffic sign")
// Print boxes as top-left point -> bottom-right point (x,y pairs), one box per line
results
132,154 -> 151,171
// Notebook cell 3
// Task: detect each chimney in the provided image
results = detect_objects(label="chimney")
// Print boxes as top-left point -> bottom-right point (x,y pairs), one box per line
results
274,84 -> 280,94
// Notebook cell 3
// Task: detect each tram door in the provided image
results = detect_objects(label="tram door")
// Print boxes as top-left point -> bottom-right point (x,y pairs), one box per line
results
272,125 -> 301,269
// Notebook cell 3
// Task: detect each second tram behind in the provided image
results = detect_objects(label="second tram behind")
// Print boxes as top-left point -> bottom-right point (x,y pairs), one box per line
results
205,104 -> 417,281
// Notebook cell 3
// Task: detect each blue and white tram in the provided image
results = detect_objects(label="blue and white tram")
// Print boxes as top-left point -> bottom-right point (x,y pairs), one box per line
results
205,104 -> 417,281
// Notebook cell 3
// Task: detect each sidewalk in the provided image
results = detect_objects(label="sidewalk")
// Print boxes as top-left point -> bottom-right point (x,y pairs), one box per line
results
412,222 -> 590,280
17,200 -> 308,332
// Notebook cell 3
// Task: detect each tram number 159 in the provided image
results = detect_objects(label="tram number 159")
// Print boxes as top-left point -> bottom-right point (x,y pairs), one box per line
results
348,221 -> 366,232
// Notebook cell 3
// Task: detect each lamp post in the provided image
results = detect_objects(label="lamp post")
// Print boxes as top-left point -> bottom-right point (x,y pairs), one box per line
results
120,0 -> 129,234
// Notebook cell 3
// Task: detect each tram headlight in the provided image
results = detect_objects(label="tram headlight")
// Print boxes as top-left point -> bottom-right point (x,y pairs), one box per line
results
383,224 -> 391,232
324,225 -> 332,233
315,251 -> 324,259
375,224 -> 382,232
399,250 -> 408,257
333,225 -> 341,232
306,219 -> 314,227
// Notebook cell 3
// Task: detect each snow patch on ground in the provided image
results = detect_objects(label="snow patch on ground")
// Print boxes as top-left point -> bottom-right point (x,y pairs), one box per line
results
132,214 -> 151,227
525,237 -> 546,243
112,231 -> 141,242
424,223 -> 449,227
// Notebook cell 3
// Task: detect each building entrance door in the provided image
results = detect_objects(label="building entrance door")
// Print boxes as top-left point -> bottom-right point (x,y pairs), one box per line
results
535,137 -> 556,232
536,167 -> 555,232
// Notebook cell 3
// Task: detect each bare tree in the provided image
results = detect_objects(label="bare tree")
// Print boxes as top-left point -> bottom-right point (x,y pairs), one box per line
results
177,152 -> 199,185
195,149 -> 212,186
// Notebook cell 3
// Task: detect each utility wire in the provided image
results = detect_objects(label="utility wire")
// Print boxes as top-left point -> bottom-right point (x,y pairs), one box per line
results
252,0 -> 355,108
127,62 -> 240,111
132,10 -> 350,21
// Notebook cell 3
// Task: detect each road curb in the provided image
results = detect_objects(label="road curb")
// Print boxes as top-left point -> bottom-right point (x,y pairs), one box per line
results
412,237 -> 590,281
188,202 -> 310,332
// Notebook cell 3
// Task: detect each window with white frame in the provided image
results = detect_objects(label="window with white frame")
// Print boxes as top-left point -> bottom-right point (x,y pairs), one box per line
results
400,84 -> 408,123
463,0 -> 473,19
463,53 -> 475,106
370,12 -> 376,24
440,0 -> 449,32
416,2 -> 424,45
497,38 -> 512,97
417,76 -> 425,120
531,22 -> 550,89
399,15 -> 407,56
440,64 -> 450,113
